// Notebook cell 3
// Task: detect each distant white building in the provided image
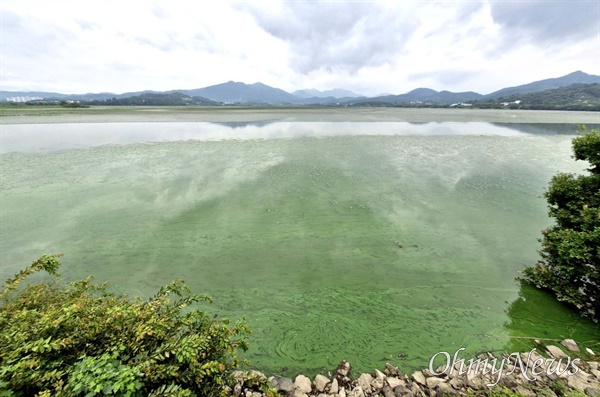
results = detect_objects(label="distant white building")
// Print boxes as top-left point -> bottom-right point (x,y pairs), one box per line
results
5,96 -> 43,102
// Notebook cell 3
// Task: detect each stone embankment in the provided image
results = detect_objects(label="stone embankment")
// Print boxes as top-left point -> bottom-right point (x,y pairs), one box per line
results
228,339 -> 600,396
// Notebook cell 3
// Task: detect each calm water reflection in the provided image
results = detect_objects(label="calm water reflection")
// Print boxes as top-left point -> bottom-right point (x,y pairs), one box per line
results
3,122 -> 599,154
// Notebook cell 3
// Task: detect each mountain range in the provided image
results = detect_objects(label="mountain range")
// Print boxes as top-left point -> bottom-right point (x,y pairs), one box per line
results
2,71 -> 598,106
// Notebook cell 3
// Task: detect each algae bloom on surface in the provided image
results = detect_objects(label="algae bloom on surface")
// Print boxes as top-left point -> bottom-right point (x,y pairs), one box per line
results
1,120 -> 598,375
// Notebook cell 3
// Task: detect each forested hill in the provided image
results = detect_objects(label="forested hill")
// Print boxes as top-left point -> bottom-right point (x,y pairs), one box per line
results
473,83 -> 600,111
87,92 -> 220,106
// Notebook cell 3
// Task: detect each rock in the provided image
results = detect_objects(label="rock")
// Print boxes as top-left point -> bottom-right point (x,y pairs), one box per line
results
546,345 -> 568,359
294,375 -> 312,394
567,370 -> 592,391
422,368 -> 434,377
357,373 -> 373,392
340,376 -> 351,386
561,339 -> 580,352
314,374 -> 330,392
452,361 -> 467,375
381,384 -> 395,397
515,386 -> 535,397
411,371 -> 426,386
233,383 -> 242,397
248,370 -> 267,381
240,370 -> 267,389
409,381 -> 421,395
556,364 -> 571,379
438,382 -> 457,395
371,370 -> 387,392
226,356 -> 600,397
337,360 -> 351,377
348,386 -> 365,397
585,387 -> 600,397
466,375 -> 486,390
385,363 -> 401,377
270,376 -> 294,393
482,374 -> 496,388
392,384 -> 412,397
542,389 -> 558,397
426,377 -> 445,389
371,377 -> 385,391
576,369 -> 593,378
330,378 -> 339,394
528,349 -> 546,363
500,374 -> 521,389
448,376 -> 464,390
387,377 -> 403,389
588,348 -> 596,356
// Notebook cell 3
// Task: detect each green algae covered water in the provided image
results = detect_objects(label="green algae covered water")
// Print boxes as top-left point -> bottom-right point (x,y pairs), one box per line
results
1,121 -> 598,376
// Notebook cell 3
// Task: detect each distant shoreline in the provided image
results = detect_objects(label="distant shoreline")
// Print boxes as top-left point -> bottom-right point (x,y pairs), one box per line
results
1,106 -> 600,125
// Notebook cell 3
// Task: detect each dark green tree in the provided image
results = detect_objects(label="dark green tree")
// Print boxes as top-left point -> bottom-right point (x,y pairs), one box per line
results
524,128 -> 600,321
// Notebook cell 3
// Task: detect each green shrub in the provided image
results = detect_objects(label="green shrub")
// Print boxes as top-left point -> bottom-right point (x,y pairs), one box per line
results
0,255 -> 251,396
524,128 -> 600,321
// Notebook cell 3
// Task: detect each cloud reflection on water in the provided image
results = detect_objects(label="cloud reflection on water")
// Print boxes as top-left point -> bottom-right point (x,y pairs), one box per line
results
3,121 -> 598,154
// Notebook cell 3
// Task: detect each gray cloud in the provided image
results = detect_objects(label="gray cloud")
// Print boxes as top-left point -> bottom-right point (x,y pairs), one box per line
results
1,0 -> 597,95
151,3 -> 169,20
490,1 -> 598,45
132,26 -> 216,54
1,10 -> 71,59
454,2 -> 486,21
409,70 -> 482,88
133,34 -> 179,52
244,3 -> 418,73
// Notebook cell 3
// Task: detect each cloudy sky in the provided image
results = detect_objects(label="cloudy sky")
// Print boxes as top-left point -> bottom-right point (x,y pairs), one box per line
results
1,0 -> 599,96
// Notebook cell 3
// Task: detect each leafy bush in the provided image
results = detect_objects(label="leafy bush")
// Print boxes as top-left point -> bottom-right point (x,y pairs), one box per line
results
0,255 -> 251,396
524,128 -> 600,321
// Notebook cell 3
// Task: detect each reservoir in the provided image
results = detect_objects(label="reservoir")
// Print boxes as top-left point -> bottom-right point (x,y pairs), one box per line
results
1,119 -> 598,375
